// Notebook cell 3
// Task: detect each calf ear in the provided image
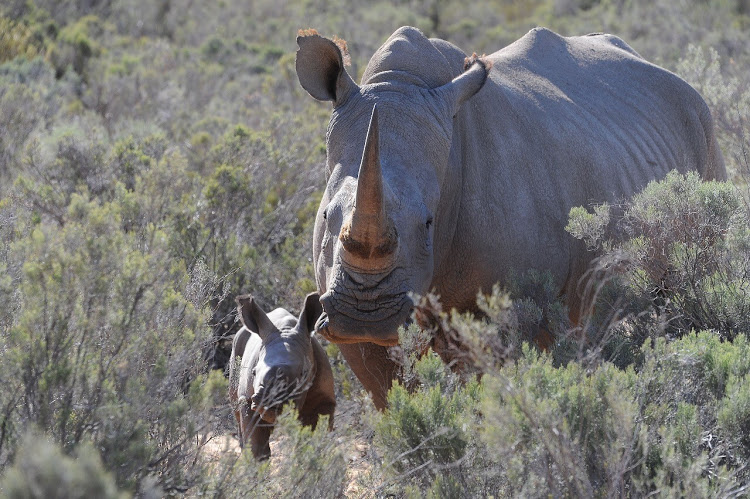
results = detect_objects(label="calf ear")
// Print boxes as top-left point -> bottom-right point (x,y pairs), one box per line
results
296,30 -> 358,106
236,294 -> 276,342
430,54 -> 491,117
297,292 -> 323,337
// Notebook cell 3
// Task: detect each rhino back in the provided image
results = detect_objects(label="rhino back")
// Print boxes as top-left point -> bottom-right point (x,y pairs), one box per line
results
433,27 -> 724,310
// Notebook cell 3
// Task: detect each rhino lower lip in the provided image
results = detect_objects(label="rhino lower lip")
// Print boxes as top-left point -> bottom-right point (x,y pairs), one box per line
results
315,318 -> 403,347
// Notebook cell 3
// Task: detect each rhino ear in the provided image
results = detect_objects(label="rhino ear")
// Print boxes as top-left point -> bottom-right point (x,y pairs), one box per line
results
236,294 -> 276,342
297,292 -> 323,338
431,55 -> 491,117
296,30 -> 358,105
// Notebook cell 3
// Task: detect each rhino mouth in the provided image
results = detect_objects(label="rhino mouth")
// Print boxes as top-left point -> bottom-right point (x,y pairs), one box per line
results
251,378 -> 310,424
251,394 -> 303,424
315,292 -> 412,346
252,403 -> 281,424
315,265 -> 414,346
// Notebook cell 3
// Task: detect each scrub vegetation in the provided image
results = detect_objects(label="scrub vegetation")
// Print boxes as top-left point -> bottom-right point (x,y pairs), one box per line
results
0,0 -> 749,496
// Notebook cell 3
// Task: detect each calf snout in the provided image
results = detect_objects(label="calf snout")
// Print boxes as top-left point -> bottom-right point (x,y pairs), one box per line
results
251,364 -> 304,419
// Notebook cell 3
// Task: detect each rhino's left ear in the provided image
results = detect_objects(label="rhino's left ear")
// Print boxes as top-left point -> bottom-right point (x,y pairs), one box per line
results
296,30 -> 358,106
236,294 -> 276,342
431,54 -> 492,117
297,292 -> 323,337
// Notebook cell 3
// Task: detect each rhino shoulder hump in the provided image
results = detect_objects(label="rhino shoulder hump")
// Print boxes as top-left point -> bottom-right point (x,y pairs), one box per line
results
524,27 -> 568,52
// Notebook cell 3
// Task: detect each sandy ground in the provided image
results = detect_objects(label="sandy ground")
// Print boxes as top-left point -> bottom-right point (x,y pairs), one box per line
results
198,389 -> 380,497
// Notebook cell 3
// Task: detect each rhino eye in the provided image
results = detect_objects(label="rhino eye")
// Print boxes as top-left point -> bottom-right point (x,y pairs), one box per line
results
426,217 -> 433,229
322,208 -> 328,220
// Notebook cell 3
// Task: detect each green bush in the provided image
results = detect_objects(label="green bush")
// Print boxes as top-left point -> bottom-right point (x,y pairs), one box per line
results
374,331 -> 750,496
481,346 -> 637,496
0,17 -> 42,63
48,15 -> 108,78
0,433 -> 126,499
567,171 -> 750,348
374,330 -> 485,493
0,190 -> 220,492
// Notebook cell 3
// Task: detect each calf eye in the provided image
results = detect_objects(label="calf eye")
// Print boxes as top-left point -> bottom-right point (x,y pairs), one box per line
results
323,208 -> 328,220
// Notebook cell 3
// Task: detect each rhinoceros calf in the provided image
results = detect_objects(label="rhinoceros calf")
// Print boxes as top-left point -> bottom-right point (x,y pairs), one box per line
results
296,26 -> 726,408
228,292 -> 335,459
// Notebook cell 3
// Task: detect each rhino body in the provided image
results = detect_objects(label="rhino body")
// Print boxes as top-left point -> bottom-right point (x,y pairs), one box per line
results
228,293 -> 335,459
296,26 -> 725,408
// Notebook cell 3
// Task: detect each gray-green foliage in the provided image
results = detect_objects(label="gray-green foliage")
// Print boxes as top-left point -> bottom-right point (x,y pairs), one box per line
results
568,171 -> 750,344
0,433 -> 126,499
374,349 -> 484,493
373,328 -> 750,496
480,334 -> 748,497
0,188 -> 224,492
674,44 -> 750,181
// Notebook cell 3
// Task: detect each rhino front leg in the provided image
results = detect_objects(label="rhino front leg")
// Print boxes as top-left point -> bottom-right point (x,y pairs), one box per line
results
299,401 -> 336,430
249,419 -> 272,460
338,342 -> 400,410
239,405 -> 273,460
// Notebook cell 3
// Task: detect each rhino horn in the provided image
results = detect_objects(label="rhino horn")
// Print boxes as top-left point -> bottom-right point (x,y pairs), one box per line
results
339,105 -> 398,270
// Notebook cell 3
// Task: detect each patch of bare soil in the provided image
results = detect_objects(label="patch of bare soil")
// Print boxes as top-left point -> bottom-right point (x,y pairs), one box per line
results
198,389 -> 381,497
199,432 -> 241,460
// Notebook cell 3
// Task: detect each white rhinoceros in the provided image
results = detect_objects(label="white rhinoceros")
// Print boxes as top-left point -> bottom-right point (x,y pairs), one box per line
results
295,26 -> 725,408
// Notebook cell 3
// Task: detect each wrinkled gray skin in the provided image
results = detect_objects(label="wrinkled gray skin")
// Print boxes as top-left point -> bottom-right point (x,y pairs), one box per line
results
296,26 -> 726,409
228,292 -> 335,459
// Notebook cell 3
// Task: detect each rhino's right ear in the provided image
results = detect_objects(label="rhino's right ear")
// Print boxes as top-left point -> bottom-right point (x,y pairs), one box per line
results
236,294 -> 276,342
296,30 -> 358,105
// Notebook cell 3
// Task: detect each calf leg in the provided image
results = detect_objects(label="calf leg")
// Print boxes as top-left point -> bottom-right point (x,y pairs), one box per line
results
299,402 -> 336,431
233,408 -> 242,445
239,405 -> 273,460
249,416 -> 272,460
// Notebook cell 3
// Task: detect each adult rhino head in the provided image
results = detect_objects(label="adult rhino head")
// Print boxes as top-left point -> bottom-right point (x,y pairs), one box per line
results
296,28 -> 490,348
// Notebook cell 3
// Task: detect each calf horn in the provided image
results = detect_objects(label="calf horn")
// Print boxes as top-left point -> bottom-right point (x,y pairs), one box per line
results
339,105 -> 398,271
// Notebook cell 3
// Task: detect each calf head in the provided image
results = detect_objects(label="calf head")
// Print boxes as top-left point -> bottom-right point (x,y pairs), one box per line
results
236,292 -> 323,423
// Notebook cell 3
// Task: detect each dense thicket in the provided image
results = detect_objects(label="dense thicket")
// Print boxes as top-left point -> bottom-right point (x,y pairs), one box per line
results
0,0 -> 748,496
